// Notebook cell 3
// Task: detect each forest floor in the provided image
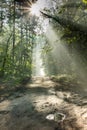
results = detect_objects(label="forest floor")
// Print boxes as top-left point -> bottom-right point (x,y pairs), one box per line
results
0,77 -> 87,130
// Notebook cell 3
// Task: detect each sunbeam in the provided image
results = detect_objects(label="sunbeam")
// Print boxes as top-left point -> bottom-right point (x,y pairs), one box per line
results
32,40 -> 46,77
30,3 -> 41,16
30,0 -> 52,17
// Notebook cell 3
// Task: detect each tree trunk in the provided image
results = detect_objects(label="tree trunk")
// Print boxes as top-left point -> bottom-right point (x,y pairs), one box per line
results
13,0 -> 16,62
0,34 -> 12,77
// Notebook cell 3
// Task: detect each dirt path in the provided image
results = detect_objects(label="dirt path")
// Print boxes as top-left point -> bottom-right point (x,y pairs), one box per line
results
0,77 -> 87,130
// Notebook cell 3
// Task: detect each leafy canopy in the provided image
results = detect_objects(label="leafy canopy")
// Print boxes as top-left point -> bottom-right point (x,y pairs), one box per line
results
82,0 -> 87,4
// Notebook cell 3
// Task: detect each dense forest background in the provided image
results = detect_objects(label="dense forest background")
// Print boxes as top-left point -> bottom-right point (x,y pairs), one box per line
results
0,0 -> 87,85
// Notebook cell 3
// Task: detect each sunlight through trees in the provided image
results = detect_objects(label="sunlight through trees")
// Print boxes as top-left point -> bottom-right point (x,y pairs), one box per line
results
0,0 -> 87,85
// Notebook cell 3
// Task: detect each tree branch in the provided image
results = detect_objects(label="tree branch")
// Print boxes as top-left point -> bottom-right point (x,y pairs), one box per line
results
40,11 -> 87,34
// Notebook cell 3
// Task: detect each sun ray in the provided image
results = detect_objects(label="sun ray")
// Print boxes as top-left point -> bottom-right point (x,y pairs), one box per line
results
30,3 -> 41,16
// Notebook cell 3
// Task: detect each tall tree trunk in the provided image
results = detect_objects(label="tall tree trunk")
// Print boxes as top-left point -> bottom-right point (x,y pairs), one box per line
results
13,0 -> 16,62
0,4 -> 3,32
0,34 -> 12,77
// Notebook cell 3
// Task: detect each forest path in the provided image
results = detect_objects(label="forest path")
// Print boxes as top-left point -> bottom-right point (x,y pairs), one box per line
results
0,77 -> 87,130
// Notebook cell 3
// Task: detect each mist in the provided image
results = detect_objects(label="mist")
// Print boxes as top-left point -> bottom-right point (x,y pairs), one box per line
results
40,24 -> 87,88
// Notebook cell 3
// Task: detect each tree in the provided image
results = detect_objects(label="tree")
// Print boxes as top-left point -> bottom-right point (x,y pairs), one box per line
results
0,0 -> 38,79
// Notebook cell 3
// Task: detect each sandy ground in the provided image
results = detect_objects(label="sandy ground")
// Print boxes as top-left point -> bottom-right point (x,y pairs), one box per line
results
0,77 -> 87,130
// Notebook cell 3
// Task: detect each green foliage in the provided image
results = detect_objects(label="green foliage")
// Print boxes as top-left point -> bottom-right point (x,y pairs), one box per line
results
42,44 -> 53,54
82,0 -> 87,4
0,0 -> 37,83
